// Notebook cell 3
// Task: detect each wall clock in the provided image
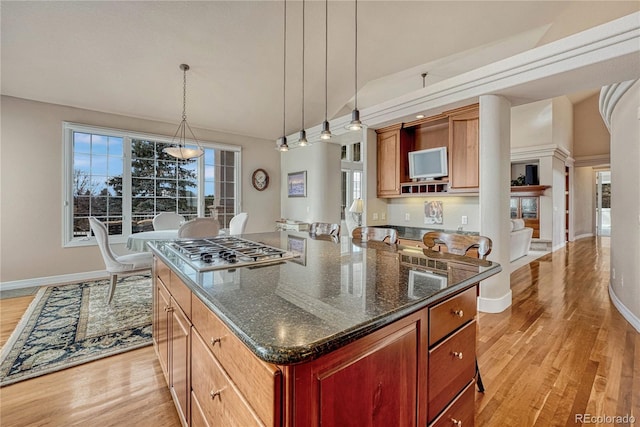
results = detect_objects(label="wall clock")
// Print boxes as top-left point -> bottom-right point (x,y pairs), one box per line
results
252,168 -> 269,191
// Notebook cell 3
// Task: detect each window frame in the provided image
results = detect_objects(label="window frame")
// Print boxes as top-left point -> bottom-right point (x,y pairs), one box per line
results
62,122 -> 241,247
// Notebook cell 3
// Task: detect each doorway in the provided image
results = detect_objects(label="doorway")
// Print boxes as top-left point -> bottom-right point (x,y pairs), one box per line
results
595,170 -> 611,236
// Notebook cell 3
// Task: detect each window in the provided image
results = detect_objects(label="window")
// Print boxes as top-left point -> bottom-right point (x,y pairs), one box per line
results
63,123 -> 240,246
341,141 -> 364,219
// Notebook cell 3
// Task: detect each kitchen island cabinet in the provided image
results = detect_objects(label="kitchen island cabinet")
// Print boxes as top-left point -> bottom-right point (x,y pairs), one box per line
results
150,232 -> 501,426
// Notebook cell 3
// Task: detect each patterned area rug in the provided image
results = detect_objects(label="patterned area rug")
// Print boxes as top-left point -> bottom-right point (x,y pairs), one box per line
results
0,275 -> 152,386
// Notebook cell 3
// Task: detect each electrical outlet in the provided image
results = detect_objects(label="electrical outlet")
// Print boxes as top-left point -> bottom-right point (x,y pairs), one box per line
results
373,213 -> 379,220
621,274 -> 624,287
405,213 -> 410,221
381,212 -> 386,220
613,268 -> 616,279
461,215 -> 468,225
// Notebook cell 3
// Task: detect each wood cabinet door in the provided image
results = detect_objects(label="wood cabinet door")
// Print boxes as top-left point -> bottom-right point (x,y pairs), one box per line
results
170,300 -> 191,426
377,129 -> 402,196
289,309 -> 427,427
448,107 -> 479,190
155,280 -> 171,385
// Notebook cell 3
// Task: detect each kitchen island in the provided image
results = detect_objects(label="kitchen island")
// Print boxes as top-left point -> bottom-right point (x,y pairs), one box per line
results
149,231 -> 501,427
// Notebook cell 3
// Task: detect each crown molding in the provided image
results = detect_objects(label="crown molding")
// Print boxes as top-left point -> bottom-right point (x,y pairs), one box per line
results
510,144 -> 571,162
599,79 -> 638,131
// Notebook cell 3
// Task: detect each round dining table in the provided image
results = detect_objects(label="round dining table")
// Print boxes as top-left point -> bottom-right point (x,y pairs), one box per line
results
127,229 -> 179,252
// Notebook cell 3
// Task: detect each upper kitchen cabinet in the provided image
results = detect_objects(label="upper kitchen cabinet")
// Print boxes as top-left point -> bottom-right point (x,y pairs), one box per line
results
447,104 -> 479,191
375,104 -> 480,198
376,124 -> 413,197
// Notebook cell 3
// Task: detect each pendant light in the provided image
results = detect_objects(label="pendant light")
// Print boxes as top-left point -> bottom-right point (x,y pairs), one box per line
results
415,72 -> 428,119
278,0 -> 289,152
319,0 -> 332,140
347,0 -> 362,131
163,64 -> 204,160
297,0 -> 308,146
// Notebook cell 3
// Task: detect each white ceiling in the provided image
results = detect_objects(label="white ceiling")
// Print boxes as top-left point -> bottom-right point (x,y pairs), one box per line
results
2,1 -> 638,142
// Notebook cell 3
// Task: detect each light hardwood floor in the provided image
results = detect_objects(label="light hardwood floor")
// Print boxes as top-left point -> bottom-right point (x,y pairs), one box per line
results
0,237 -> 637,426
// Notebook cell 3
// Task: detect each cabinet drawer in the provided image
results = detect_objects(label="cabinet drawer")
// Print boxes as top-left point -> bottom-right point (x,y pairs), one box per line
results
429,287 -> 476,346
170,275 -> 191,319
155,257 -> 171,287
191,295 -> 281,426
428,320 -> 476,422
191,330 -> 263,426
429,381 -> 475,427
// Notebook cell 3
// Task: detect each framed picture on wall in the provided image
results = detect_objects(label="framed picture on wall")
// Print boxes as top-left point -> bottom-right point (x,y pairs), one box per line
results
424,201 -> 443,225
287,171 -> 307,197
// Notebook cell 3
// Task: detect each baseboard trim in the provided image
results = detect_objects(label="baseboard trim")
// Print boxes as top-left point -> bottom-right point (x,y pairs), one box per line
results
609,283 -> 640,333
478,289 -> 512,313
0,270 -> 109,291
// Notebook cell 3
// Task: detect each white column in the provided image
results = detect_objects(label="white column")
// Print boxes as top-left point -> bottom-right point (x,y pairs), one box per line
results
478,95 -> 512,313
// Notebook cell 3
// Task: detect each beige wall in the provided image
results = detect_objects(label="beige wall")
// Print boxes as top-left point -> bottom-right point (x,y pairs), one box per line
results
280,142 -> 342,225
609,80 -> 640,325
573,93 -> 610,157
511,99 -> 553,147
552,97 -> 574,153
0,96 -> 280,283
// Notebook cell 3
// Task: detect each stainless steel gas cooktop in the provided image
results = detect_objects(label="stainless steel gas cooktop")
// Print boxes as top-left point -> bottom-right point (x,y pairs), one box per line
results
166,235 -> 298,272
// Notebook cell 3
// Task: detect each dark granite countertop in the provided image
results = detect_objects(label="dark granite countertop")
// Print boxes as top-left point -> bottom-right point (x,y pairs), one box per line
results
374,225 -> 479,241
149,231 -> 501,366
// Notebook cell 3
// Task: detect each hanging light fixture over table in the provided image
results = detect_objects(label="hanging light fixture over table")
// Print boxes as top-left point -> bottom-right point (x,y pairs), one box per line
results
163,64 -> 204,160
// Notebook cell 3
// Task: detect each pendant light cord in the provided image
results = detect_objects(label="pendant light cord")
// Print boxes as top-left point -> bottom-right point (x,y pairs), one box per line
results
282,0 -> 287,138
182,67 -> 187,121
324,0 -> 328,121
301,0 -> 305,129
354,0 -> 358,110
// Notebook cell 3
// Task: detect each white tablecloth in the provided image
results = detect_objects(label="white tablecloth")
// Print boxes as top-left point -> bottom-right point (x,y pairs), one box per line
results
127,229 -> 179,252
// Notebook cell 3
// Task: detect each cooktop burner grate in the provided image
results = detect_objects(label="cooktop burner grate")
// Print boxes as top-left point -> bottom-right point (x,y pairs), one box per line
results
166,235 -> 298,271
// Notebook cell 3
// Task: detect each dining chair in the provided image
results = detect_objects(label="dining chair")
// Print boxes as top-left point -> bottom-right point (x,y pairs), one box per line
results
351,226 -> 398,244
178,217 -> 220,238
89,217 -> 153,304
309,222 -> 341,237
422,230 -> 492,392
152,212 -> 185,230
228,212 -> 249,235
422,231 -> 492,259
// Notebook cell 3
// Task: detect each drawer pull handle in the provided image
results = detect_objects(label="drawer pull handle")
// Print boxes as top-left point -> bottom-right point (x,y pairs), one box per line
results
451,418 -> 462,427
452,309 -> 464,317
452,351 -> 463,359
210,337 -> 222,346
210,389 -> 223,400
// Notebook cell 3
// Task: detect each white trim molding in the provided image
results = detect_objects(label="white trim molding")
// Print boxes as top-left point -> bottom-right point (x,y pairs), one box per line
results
0,270 -> 110,292
478,289 -> 513,314
599,79 -> 638,131
510,144 -> 571,163
609,283 -> 640,333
